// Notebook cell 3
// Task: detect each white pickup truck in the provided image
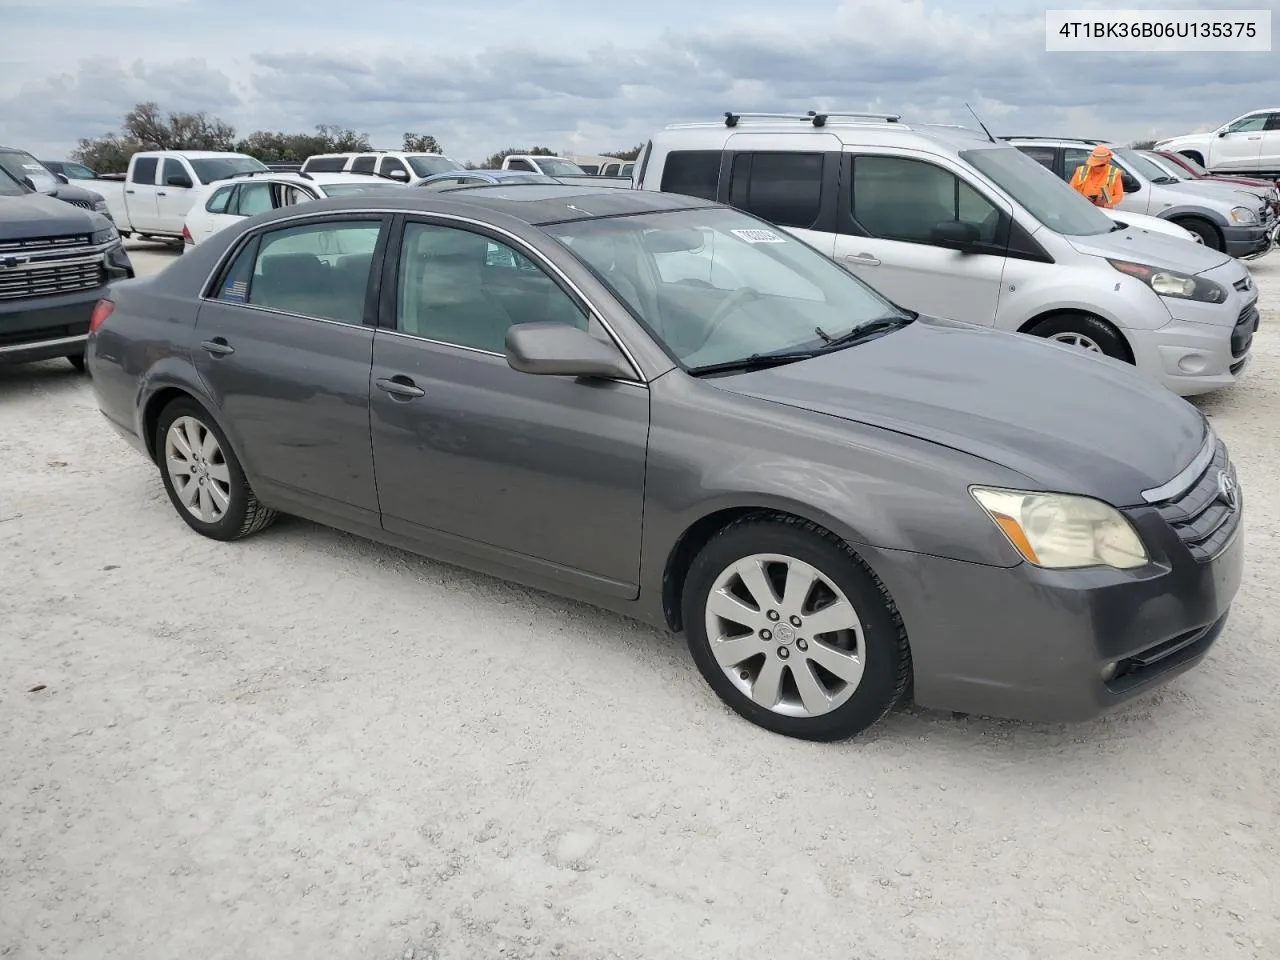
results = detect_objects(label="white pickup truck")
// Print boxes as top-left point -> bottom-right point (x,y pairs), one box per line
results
92,150 -> 269,246
500,154 -> 632,187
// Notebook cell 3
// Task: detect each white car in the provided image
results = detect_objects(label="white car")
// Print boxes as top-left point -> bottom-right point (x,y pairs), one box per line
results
1104,209 -> 1203,244
1154,108 -> 1280,178
182,171 -> 403,247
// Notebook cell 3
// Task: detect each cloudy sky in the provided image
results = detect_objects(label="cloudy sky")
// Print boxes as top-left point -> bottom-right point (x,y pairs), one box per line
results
1,0 -> 1275,164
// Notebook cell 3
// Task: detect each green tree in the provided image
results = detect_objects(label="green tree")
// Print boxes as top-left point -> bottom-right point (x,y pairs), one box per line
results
481,145 -> 557,169
402,132 -> 444,153
1130,139 -> 1157,150
235,125 -> 373,162
602,144 -> 644,161
71,101 -> 238,173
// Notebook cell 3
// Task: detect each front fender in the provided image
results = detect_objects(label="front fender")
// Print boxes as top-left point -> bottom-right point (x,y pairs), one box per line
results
1155,203 -> 1230,229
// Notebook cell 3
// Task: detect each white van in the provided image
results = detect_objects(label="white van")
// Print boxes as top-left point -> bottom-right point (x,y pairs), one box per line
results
633,112 -> 1260,396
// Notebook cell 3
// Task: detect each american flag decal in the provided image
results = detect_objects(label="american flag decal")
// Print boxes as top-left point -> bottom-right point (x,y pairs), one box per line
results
223,278 -> 248,301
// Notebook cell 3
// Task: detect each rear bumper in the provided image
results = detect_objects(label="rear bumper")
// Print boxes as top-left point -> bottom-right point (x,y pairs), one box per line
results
873,503 -> 1244,724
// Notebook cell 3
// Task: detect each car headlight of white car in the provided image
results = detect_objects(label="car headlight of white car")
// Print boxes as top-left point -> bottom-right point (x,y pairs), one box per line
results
970,487 -> 1149,570
1230,206 -> 1258,225
1106,259 -> 1227,302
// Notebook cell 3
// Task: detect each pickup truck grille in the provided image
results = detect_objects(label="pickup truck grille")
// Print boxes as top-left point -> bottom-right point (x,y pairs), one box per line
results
1152,440 -> 1241,563
0,253 -> 105,302
0,233 -> 92,253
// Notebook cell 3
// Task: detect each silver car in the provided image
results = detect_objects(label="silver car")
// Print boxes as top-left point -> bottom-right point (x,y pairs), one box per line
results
87,186 -> 1245,740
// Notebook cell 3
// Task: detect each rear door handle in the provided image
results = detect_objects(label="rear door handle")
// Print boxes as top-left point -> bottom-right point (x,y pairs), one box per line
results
375,375 -> 425,400
125,189 -> 135,194
201,337 -> 235,356
157,191 -> 167,196
841,253 -> 881,266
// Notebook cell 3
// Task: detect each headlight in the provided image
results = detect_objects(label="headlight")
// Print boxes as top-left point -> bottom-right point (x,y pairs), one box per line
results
93,198 -> 108,212
1107,259 -> 1226,303
91,225 -> 119,245
1230,206 -> 1257,225
970,487 -> 1149,570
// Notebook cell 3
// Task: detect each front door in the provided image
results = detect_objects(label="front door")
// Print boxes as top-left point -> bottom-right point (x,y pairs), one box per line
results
193,215 -> 389,525
1259,113 -> 1280,171
369,218 -> 649,595
156,158 -> 197,233
833,151 -> 1009,326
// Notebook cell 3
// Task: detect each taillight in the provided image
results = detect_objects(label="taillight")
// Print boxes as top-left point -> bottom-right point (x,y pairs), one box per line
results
89,299 -> 114,334
182,224 -> 194,245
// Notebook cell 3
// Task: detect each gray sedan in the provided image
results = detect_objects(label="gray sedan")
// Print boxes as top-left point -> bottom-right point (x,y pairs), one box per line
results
87,185 -> 1245,740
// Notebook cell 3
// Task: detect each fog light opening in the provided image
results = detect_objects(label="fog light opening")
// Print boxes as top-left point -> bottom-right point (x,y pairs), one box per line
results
1177,353 -> 1208,375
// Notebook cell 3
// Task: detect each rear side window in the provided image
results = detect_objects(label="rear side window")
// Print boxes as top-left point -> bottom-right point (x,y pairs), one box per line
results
215,220 -> 383,324
1016,146 -> 1057,171
660,150 -> 721,200
304,157 -> 347,172
234,182 -> 274,216
130,157 -> 158,184
506,158 -> 535,171
205,185 -> 236,214
351,155 -> 376,173
727,152 -> 823,229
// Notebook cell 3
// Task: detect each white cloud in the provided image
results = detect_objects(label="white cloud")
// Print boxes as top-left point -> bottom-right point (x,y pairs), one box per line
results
1,0 -> 1276,163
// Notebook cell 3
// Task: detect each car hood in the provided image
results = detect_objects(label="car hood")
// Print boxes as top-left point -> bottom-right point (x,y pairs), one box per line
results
0,193 -> 100,238
711,316 -> 1207,506
1064,224 -> 1232,274
1162,179 -> 1267,204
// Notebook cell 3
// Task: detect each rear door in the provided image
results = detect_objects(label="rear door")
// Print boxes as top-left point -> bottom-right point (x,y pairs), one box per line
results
192,183 -> 239,243
156,157 -> 198,233
124,156 -> 161,231
721,133 -> 841,258
833,150 -> 1010,326
1260,112 -> 1280,170
193,214 -> 389,525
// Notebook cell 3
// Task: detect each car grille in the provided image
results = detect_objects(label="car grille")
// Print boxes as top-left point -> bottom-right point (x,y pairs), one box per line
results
1152,440 -> 1241,563
1232,276 -> 1252,293
0,233 -> 92,254
1232,303 -> 1260,357
0,255 -> 105,302
61,197 -> 94,211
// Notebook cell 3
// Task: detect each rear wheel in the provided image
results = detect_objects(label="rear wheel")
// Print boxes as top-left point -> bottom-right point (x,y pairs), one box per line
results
154,398 -> 277,541
66,354 -> 86,373
1028,312 -> 1131,362
682,514 -> 910,741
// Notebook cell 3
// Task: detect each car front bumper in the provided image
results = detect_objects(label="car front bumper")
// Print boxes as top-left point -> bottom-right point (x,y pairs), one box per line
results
872,489 -> 1244,724
1222,222 -> 1273,259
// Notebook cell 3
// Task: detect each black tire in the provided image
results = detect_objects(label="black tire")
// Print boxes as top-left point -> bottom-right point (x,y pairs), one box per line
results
682,513 -> 910,741
66,353 -> 86,373
154,397 -> 278,542
1027,312 -> 1131,362
1171,217 -> 1222,251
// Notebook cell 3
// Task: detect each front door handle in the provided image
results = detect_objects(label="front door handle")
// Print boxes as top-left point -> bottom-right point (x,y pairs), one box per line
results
157,191 -> 167,196
841,253 -> 881,266
1247,136 -> 1262,140
375,375 -> 425,400
125,189 -> 135,194
201,337 -> 235,356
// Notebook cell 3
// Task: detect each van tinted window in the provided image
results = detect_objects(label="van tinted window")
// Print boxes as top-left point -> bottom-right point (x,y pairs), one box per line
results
660,150 -> 722,200
727,152 -> 823,229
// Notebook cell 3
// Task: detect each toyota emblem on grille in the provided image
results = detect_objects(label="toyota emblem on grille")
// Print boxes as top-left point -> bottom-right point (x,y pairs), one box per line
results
1216,470 -> 1239,511
0,254 -> 31,271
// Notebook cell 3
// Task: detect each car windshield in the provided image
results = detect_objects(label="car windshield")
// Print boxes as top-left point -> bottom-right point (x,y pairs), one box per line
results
543,207 -> 910,370
961,146 -> 1114,237
408,156 -> 462,177
189,156 -> 269,182
319,183 -> 388,197
0,168 -> 28,197
1171,153 -> 1209,176
0,150 -> 53,184
535,158 -> 587,176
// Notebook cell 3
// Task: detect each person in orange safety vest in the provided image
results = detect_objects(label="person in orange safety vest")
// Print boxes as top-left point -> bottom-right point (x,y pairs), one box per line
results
1069,145 -> 1125,208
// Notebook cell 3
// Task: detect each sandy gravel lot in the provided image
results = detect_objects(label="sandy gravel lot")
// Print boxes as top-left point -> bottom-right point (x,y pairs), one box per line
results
2,239 -> 1278,960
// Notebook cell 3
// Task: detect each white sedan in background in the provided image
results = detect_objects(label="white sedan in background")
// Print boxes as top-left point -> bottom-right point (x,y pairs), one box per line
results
182,171 -> 404,247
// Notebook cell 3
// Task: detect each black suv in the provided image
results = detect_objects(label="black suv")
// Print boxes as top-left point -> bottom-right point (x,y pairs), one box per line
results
0,146 -> 113,222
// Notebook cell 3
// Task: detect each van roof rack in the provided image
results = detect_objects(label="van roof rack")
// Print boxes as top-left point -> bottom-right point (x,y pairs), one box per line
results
723,110 -> 900,128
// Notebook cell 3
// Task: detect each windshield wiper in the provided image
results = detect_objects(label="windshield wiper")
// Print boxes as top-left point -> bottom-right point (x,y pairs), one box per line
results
813,313 -> 915,351
1150,176 -> 1180,185
686,351 -> 820,377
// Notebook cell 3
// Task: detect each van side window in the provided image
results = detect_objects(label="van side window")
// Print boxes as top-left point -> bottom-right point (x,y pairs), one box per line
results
727,152 -> 823,229
852,156 -> 1002,246
659,150 -> 722,200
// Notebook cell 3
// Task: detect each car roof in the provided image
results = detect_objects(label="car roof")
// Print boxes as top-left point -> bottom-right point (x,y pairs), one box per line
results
287,184 -> 717,226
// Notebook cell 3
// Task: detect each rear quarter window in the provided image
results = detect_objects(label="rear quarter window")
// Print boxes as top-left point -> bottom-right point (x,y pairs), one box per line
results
660,150 -> 722,200
304,157 -> 348,173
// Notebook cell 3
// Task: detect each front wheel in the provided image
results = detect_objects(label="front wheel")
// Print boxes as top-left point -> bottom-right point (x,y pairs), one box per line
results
682,515 -> 910,741
1028,312 -> 1131,362
154,398 -> 278,541
1171,217 -> 1221,251
66,353 -> 86,373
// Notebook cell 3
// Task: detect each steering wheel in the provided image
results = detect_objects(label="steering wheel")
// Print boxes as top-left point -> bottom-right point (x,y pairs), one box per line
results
694,286 -> 761,351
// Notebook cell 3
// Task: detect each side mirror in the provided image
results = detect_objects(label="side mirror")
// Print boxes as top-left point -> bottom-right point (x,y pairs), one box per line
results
930,220 -> 981,250
55,173 -> 70,185
166,174 -> 193,188
1121,173 -> 1141,192
505,322 -> 634,380
22,174 -> 58,195
1217,130 -> 1229,138
388,169 -> 409,180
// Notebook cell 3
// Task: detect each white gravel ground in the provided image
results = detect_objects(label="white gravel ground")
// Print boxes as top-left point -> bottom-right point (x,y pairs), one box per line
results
2,240 -> 1278,960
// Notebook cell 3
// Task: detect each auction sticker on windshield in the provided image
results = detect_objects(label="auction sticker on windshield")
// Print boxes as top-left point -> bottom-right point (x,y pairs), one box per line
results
731,228 -> 787,244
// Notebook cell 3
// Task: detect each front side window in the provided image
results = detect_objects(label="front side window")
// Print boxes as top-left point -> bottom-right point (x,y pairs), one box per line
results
379,157 -> 409,178
852,156 -> 1001,245
282,184 -> 317,205
407,156 -> 461,177
1227,114 -> 1268,133
205,185 -> 235,213
660,150 -> 721,200
188,156 -> 268,182
216,220 -> 382,324
396,222 -> 589,353
534,158 -> 586,176
962,146 -> 1114,237
728,152 -> 823,229
545,207 -> 907,370
161,158 -> 189,186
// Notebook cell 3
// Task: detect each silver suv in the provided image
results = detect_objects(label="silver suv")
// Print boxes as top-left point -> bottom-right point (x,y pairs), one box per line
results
1006,137 -> 1275,258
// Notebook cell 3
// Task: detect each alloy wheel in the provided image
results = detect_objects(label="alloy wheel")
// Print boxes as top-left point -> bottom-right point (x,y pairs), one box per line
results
1049,331 -> 1103,353
164,416 -> 232,524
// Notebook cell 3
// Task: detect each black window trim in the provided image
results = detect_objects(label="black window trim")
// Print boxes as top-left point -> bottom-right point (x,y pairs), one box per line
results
376,212 -> 646,384
205,183 -> 238,214
201,212 -> 393,328
839,152 -> 1053,264
719,149 -> 836,233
